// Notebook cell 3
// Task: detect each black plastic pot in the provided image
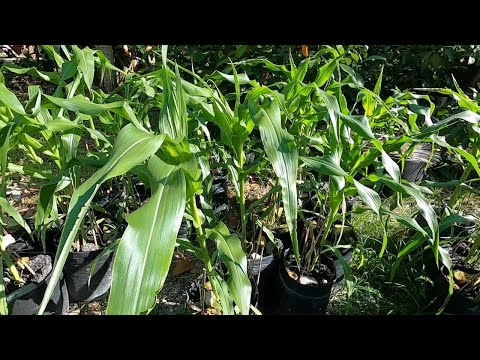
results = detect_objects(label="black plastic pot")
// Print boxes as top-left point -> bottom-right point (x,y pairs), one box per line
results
267,224 -> 354,294
212,169 -> 229,214
6,252 -> 69,315
275,249 -> 336,315
63,249 -> 114,303
424,252 -> 480,315
446,266 -> 480,315
401,159 -> 427,183
254,257 -> 280,314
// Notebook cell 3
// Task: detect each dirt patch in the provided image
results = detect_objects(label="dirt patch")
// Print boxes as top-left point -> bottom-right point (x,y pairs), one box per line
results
66,251 -> 204,315
6,74 -> 56,101
152,251 -> 204,315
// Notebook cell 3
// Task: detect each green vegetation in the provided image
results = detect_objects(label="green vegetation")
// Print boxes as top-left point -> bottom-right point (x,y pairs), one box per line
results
1,44 -> 479,315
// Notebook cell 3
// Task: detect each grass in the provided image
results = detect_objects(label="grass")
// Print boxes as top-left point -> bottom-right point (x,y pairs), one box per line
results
328,195 -> 439,314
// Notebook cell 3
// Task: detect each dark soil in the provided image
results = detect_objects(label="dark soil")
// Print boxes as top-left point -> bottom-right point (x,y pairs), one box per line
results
284,251 -> 335,286
6,74 -> 56,101
450,241 -> 479,270
4,254 -> 53,293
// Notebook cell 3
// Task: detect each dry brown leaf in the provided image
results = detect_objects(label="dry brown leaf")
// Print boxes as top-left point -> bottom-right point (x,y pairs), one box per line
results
301,45 -> 309,57
204,307 -> 220,315
454,270 -> 467,283
287,270 -> 298,281
172,258 -> 196,276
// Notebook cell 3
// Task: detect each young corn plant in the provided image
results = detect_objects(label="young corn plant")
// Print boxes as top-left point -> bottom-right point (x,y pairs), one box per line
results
35,46 -> 251,315
243,58 -> 452,295
1,45 -> 132,252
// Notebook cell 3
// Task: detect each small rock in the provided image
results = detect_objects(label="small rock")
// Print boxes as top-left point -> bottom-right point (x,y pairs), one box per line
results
2,234 -> 16,248
250,252 -> 262,260
6,185 -> 22,201
69,309 -> 81,315
299,275 -> 319,286
204,290 -> 216,308
188,303 -> 202,313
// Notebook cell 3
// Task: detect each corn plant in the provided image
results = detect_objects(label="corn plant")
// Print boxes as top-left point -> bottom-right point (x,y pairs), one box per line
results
31,46 -> 251,315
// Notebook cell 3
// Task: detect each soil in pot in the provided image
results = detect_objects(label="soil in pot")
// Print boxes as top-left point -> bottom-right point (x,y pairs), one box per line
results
299,221 -> 355,291
255,221 -> 353,311
4,252 -> 69,315
274,248 -> 336,315
425,245 -> 480,315
64,242 -> 114,303
429,264 -> 480,315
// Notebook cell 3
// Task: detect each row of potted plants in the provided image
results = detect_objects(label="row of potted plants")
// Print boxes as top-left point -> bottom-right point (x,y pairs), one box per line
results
1,45 -> 479,315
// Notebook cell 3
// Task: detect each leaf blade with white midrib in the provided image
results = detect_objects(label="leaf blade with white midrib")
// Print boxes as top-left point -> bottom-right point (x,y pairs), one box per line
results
38,124 -> 165,314
248,95 -> 299,263
0,197 -> 32,235
0,82 -> 25,115
301,156 -> 348,177
206,222 -> 251,315
107,157 -> 186,314
72,45 -> 95,91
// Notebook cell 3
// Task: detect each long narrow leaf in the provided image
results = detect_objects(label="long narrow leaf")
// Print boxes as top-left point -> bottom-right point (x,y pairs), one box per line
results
0,82 -> 25,115
206,222 -> 251,315
107,157 -> 186,314
72,45 -> 95,91
0,197 -> 32,235
248,96 -> 299,263
38,124 -> 165,314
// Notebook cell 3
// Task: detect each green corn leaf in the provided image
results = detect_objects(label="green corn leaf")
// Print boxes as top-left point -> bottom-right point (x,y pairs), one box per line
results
338,113 -> 375,140
43,94 -> 143,129
301,156 -> 348,177
72,45 -> 95,91
0,82 -> 25,115
0,197 -> 32,235
159,59 -> 187,142
414,111 -> 480,139
209,70 -> 251,85
210,273 -> 235,315
107,157 -> 186,314
38,124 -> 165,314
380,208 -> 427,235
374,66 -> 384,96
381,176 -> 439,263
61,59 -> 79,81
353,180 -> 381,215
2,63 -> 61,84
377,147 -> 401,183
40,45 -> 65,67
206,222 -> 251,315
315,58 -> 337,87
248,94 -> 299,263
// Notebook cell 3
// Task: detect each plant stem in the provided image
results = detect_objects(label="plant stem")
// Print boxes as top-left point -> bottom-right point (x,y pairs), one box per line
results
238,147 -> 247,251
447,163 -> 472,210
189,194 -> 217,296
88,118 -> 100,149
126,173 -> 138,210
309,210 -> 335,272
